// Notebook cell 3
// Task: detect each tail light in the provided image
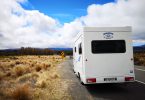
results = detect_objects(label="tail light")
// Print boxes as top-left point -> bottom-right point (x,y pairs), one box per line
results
87,78 -> 96,83
125,77 -> 134,81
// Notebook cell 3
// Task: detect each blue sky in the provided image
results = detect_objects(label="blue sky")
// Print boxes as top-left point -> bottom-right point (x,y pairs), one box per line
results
22,0 -> 115,23
0,0 -> 145,49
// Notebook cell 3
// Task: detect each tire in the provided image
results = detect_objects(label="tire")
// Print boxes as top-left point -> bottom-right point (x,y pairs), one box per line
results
78,73 -> 85,85
73,68 -> 76,73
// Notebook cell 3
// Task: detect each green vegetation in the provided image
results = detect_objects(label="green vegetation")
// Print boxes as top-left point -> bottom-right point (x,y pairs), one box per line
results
0,47 -> 73,56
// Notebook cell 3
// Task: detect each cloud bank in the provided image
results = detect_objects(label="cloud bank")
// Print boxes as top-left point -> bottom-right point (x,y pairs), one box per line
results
0,0 -> 145,49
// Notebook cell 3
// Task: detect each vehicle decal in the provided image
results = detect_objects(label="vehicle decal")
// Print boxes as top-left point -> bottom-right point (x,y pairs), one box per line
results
77,56 -> 81,62
103,32 -> 113,39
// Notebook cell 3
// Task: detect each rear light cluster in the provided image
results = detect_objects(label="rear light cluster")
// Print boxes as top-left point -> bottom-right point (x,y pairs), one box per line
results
86,78 -> 96,83
125,77 -> 134,81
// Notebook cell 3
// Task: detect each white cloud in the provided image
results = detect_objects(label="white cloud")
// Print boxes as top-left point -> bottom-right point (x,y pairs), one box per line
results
79,0 -> 145,39
0,0 -> 60,49
0,0 -> 145,49
68,0 -> 145,45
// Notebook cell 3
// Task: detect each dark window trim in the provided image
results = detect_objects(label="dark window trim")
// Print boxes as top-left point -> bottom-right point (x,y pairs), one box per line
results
78,43 -> 82,54
74,47 -> 76,53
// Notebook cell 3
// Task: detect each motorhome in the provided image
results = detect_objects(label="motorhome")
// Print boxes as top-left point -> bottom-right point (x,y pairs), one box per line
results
73,27 -> 135,84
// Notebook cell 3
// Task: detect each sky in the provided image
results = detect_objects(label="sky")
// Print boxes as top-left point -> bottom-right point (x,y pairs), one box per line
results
21,0 -> 115,23
0,0 -> 145,49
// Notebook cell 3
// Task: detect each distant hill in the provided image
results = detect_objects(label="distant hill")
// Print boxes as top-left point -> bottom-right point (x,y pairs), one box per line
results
141,44 -> 145,47
0,47 -> 73,56
49,48 -> 73,51
0,48 -> 73,51
133,45 -> 145,52
0,48 -> 19,51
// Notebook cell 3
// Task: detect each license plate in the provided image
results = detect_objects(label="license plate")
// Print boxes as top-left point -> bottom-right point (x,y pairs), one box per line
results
104,78 -> 117,81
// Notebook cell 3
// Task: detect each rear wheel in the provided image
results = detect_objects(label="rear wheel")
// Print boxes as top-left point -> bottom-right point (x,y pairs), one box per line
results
78,73 -> 85,85
72,68 -> 76,73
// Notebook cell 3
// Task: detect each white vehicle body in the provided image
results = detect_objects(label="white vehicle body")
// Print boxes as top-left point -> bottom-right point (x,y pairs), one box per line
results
73,27 -> 135,84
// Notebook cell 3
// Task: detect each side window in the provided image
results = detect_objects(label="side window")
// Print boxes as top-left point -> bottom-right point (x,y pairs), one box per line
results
74,47 -> 76,53
78,43 -> 82,54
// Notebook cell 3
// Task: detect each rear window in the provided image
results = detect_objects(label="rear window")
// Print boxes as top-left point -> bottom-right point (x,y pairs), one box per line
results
91,40 -> 126,53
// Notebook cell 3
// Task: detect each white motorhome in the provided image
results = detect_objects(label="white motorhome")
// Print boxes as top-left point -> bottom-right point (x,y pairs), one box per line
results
73,27 -> 135,84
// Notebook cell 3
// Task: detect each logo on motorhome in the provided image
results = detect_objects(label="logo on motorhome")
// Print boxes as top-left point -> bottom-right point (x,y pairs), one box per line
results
78,56 -> 81,62
103,32 -> 113,39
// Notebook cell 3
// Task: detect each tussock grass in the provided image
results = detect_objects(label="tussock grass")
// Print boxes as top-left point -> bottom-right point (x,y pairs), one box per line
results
134,52 -> 145,66
50,73 -> 59,79
15,61 -> 21,65
17,72 -> 38,83
35,65 -> 41,72
0,55 -> 70,100
0,71 -> 5,81
36,80 -> 46,88
10,84 -> 32,100
6,71 -> 11,77
14,66 -> 24,76
42,63 -> 51,70
13,65 -> 31,77
9,62 -> 15,67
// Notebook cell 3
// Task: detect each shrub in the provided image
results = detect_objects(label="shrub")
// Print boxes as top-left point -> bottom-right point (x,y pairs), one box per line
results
40,81 -> 46,88
51,73 -> 59,79
17,73 -> 39,83
10,84 -> 32,100
0,64 -> 4,71
9,63 -> 15,67
10,56 -> 18,60
43,64 -> 51,70
0,71 -> 4,80
36,80 -> 46,88
15,61 -> 21,65
6,71 -> 11,77
24,66 -> 31,74
14,66 -> 24,76
30,63 -> 34,67
134,53 -> 145,66
52,57 -> 55,61
35,66 -> 41,72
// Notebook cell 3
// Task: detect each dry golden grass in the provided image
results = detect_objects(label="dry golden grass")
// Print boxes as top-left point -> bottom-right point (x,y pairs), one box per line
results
0,55 -> 71,100
36,80 -> 46,88
0,71 -> 4,81
10,84 -> 32,100
134,52 -> 145,66
6,71 -> 11,77
17,72 -> 38,83
42,63 -> 51,70
35,65 -> 41,72
14,66 -> 24,76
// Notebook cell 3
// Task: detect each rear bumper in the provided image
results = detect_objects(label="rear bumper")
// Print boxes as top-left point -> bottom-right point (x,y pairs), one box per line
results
83,76 -> 135,84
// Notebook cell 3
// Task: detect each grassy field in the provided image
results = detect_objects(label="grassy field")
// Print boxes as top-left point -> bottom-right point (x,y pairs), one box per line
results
0,53 -> 144,100
134,52 -> 145,66
0,56 -> 71,100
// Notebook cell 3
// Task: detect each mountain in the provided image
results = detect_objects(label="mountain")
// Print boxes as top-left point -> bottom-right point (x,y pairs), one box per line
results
0,48 -> 73,51
49,48 -> 73,51
133,44 -> 145,52
141,44 -> 145,47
